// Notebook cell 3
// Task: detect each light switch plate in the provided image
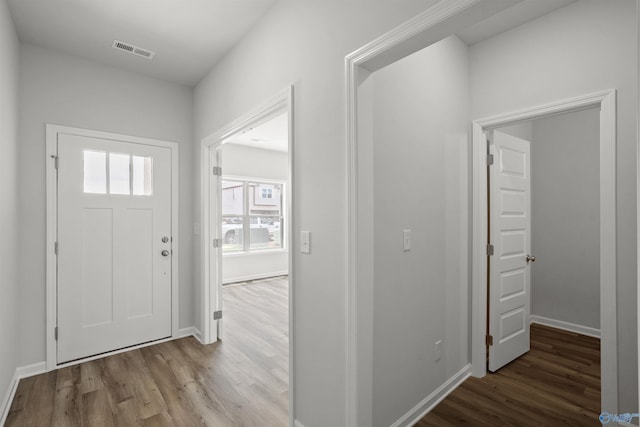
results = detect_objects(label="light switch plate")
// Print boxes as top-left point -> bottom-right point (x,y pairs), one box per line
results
301,231 -> 311,254
403,229 -> 411,251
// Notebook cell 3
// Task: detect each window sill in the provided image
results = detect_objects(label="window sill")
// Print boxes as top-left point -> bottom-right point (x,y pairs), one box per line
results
223,249 -> 288,258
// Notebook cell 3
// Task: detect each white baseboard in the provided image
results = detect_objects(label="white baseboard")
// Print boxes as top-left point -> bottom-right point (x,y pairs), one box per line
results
391,363 -> 471,427
294,420 -> 305,427
0,370 -> 19,427
530,315 -> 600,338
223,271 -> 288,285
0,361 -> 47,425
177,326 -> 202,341
16,362 -> 46,379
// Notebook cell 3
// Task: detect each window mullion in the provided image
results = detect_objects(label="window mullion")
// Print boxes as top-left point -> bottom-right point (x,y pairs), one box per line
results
243,181 -> 250,252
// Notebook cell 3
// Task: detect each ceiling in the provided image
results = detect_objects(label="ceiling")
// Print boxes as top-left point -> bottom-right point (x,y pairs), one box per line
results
7,0 -> 277,86
225,112 -> 288,153
6,0 -> 577,88
457,0 -> 577,45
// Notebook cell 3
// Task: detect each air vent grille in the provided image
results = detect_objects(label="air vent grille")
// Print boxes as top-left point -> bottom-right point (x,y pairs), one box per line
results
112,40 -> 155,60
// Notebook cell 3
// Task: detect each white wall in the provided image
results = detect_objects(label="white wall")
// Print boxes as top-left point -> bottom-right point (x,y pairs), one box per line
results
470,0 -> 637,411
0,0 -> 20,419
17,43 -> 195,366
530,108 -> 600,329
193,1 -> 442,424
221,143 -> 288,283
371,35 -> 469,427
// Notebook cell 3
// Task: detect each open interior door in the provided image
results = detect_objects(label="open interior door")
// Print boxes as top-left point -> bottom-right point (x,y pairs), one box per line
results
488,130 -> 532,372
208,147 -> 222,343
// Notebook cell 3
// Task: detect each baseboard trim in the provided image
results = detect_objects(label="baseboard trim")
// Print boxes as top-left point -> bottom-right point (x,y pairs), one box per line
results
0,370 -> 19,427
391,363 -> 471,427
0,361 -> 47,425
294,420 -> 305,427
177,326 -> 201,341
223,271 -> 288,285
16,361 -> 46,379
530,315 -> 600,338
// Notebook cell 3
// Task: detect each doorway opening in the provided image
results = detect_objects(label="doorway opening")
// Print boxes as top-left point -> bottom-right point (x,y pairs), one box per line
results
45,125 -> 180,370
200,86 -> 293,425
472,90 -> 616,413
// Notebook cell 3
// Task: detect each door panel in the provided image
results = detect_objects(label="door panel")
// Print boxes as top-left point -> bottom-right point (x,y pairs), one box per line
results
489,131 -> 531,372
57,133 -> 172,363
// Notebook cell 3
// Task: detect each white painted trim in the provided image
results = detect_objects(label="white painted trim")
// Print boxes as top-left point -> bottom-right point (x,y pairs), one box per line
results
200,86 -> 294,427
530,315 -> 600,339
391,364 -> 471,427
223,271 -> 289,285
15,362 -> 46,379
177,326 -> 202,340
471,89 -> 618,414
223,249 -> 288,259
345,1 -> 521,424
294,420 -> 306,427
1,362 -> 48,425
637,0 -> 640,420
45,124 -> 180,371
0,370 -> 19,426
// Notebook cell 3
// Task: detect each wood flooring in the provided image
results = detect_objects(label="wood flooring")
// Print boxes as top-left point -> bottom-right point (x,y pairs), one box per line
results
6,276 -> 289,427
6,282 -> 601,427
417,323 -> 601,427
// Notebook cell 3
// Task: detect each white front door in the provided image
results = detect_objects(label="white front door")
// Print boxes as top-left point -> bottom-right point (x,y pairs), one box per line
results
488,130 -> 532,372
57,133 -> 172,363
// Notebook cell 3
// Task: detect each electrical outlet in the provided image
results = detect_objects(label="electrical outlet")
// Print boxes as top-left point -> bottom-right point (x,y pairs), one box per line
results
435,340 -> 442,361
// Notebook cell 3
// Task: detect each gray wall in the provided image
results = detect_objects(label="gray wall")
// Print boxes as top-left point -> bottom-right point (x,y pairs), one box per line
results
194,1 -> 444,424
17,43 -> 195,366
0,0 -> 20,417
372,35 -> 470,427
531,108 -> 600,329
470,0 -> 637,410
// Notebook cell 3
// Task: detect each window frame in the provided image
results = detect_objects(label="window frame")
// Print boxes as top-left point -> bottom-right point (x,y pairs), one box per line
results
221,175 -> 287,255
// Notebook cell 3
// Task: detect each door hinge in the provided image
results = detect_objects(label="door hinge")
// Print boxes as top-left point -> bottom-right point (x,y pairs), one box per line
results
212,166 -> 222,176
54,241 -> 58,255
487,244 -> 494,256
213,238 -> 222,248
54,327 -> 58,341
486,334 -> 493,346
487,154 -> 494,166
213,310 -> 222,320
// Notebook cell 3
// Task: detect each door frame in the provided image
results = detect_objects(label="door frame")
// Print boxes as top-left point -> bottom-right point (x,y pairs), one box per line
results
470,89 -> 617,412
199,85 -> 294,426
45,124 -> 180,371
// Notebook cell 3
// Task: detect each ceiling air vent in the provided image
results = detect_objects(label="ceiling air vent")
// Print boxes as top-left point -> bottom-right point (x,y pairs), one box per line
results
112,40 -> 155,60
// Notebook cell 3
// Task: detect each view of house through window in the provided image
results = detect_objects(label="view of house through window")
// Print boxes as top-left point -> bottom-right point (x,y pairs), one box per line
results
222,179 -> 284,252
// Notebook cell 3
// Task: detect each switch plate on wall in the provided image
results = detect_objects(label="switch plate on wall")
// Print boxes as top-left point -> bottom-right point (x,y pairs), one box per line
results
435,340 -> 442,361
403,229 -> 411,251
301,230 -> 311,254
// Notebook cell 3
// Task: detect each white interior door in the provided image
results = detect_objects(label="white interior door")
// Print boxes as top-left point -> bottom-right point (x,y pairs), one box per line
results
488,130 -> 532,372
57,133 -> 172,363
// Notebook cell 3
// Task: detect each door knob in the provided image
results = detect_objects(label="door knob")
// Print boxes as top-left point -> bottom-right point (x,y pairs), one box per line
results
526,255 -> 536,263
161,250 -> 170,257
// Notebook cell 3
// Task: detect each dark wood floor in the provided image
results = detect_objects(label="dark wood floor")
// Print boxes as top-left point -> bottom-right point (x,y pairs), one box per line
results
417,323 -> 601,427
6,276 -> 289,427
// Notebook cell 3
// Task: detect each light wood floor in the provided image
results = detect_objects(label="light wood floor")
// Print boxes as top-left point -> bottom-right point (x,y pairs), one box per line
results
6,276 -> 289,427
417,323 -> 601,427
